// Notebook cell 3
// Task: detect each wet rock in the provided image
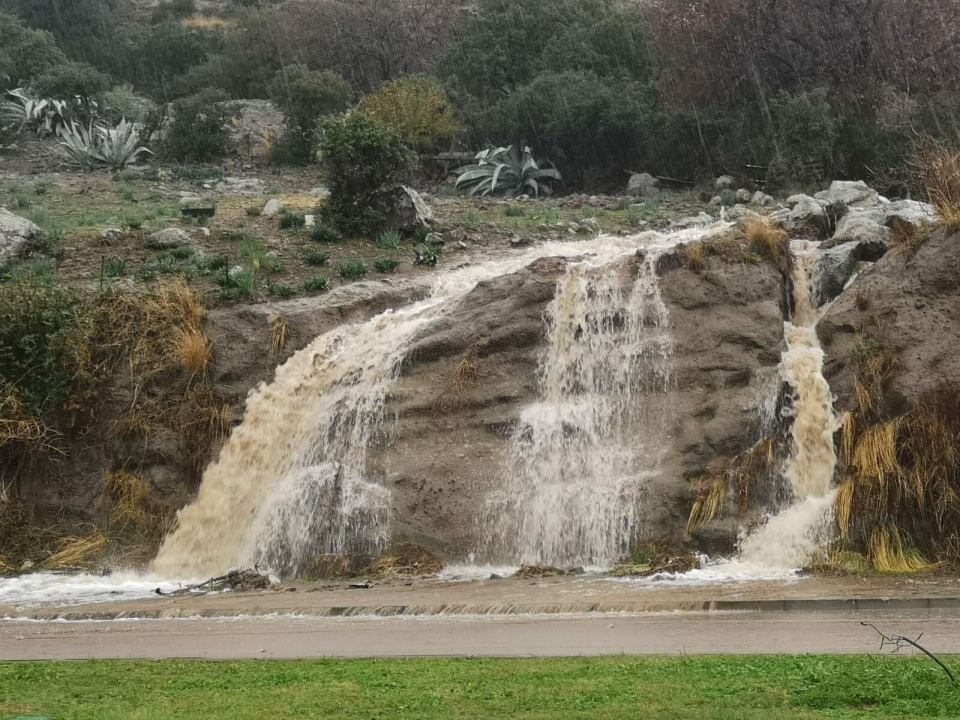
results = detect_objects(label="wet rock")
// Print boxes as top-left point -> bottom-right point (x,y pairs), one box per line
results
0,208 -> 43,267
814,180 -> 880,214
814,239 -> 887,305
380,185 -> 433,233
827,208 -> 890,247
145,227 -> 191,250
883,199 -> 938,229
579,217 -> 600,233
627,172 -> 659,197
735,188 -> 752,204
751,190 -> 775,207
724,206 -> 761,224
671,212 -> 714,228
786,195 -> 829,238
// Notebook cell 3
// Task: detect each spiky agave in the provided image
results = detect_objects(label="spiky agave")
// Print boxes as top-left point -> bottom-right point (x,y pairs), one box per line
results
57,118 -> 151,171
455,146 -> 561,197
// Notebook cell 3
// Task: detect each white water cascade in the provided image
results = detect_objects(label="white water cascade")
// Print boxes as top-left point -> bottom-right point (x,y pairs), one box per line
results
736,240 -> 841,569
153,230 -> 713,579
482,252 -> 674,567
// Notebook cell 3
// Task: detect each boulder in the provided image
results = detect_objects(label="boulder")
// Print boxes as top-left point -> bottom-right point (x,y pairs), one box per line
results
380,185 -> 434,233
751,191 -> 775,208
883,199 -> 938,229
814,238 -> 888,305
828,208 -> 890,247
146,227 -> 192,250
724,206 -> 761,225
670,212 -> 715,228
714,175 -> 735,191
0,208 -> 44,267
814,180 -> 880,215
262,198 -> 283,217
216,177 -> 265,196
786,195 -> 829,239
627,172 -> 659,197
735,188 -> 752,204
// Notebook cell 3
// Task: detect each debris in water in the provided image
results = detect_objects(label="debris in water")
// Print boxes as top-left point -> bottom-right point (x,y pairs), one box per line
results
513,565 -> 584,579
364,544 -> 443,578
155,569 -> 272,596
608,553 -> 699,577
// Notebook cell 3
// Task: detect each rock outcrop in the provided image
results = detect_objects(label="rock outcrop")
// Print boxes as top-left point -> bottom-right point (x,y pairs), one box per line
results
0,208 -> 43,267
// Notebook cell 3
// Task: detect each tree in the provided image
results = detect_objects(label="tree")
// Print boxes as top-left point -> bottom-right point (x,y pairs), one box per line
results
0,11 -> 66,90
32,61 -> 111,101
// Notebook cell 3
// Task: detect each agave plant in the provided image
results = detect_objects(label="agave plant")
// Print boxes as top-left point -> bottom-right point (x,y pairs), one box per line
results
455,146 -> 561,197
57,119 -> 152,171
1,89 -> 69,137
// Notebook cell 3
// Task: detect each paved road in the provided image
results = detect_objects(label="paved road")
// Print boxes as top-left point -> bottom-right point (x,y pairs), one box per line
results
3,610 -> 959,660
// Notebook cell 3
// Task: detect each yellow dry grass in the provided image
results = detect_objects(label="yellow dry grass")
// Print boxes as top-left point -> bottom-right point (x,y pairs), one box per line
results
179,385 -> 231,476
182,14 -> 234,31
0,554 -> 12,574
42,530 -> 108,570
869,526 -> 937,573
103,471 -> 151,526
687,470 -> 728,532
432,355 -> 480,412
917,140 -> 960,230
743,218 -> 789,265
678,242 -> 706,272
176,327 -> 213,376
270,315 -> 289,356
0,393 -> 59,450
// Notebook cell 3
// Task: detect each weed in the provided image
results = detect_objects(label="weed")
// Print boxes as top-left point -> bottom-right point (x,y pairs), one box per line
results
504,205 -> 525,217
414,244 -> 441,266
279,211 -> 306,231
176,327 -> 212,376
338,260 -> 368,280
245,206 -> 262,217
33,182 -> 51,196
170,247 -> 196,261
305,251 -> 329,267
202,255 -> 228,272
103,472 -> 151,527
217,267 -> 257,300
264,281 -> 295,299
311,226 -> 343,244
270,316 -> 288,355
376,230 -> 403,250
103,257 -> 127,278
303,276 -> 329,293
465,210 -> 484,228
374,258 -> 400,274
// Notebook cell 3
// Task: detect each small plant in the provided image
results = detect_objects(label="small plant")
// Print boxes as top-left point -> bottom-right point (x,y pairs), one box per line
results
176,326 -> 212,376
414,244 -> 441,266
303,276 -> 329,293
465,210 -> 484,228
265,281 -> 296,299
217,266 -> 257,300
374,258 -> 401,274
338,260 -> 368,280
278,211 -> 306,230
305,251 -> 329,267
376,230 -> 403,250
203,255 -> 228,272
455,146 -> 561,198
103,257 -> 127,278
245,205 -> 262,217
504,205 -> 525,217
311,226 -> 343,244
170,247 -> 195,261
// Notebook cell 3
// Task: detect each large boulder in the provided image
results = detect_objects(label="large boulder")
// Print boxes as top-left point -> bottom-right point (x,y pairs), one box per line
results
381,185 -> 434,232
786,195 -> 829,239
883,199 -> 938,229
627,172 -> 660,197
715,175 -> 735,191
0,208 -> 44,267
814,180 -> 881,214
827,208 -> 890,248
146,227 -> 192,250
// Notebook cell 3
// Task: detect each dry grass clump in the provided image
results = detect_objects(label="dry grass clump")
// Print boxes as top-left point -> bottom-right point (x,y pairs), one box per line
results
103,471 -> 152,526
42,529 -> 108,570
743,218 -> 790,266
0,392 -> 59,451
270,315 -> 288,356
916,139 -> 960,231
677,242 -> 707,272
365,544 -> 443,578
0,554 -> 13,574
176,327 -> 213,377
687,436 -> 778,532
179,385 -> 231,477
432,354 -> 480,413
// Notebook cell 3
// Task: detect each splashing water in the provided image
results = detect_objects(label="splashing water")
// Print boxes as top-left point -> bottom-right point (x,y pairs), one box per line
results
153,229 -> 718,580
482,251 -> 674,567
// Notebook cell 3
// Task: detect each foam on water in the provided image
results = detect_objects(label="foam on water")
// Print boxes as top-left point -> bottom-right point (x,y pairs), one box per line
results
0,572 -> 189,609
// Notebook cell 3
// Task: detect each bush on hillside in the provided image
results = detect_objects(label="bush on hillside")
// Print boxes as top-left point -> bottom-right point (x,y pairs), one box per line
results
163,89 -> 231,161
0,12 -> 66,90
360,76 -> 458,150
269,64 -> 351,164
119,21 -> 212,99
32,61 -> 111,101
320,111 -> 414,235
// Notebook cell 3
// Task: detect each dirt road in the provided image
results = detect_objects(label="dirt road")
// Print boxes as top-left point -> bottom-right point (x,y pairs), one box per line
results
3,610 -> 960,660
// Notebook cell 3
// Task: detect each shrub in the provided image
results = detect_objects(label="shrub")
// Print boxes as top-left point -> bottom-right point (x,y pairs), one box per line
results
304,251 -> 328,267
269,64 -> 350,165
32,61 -> 111,101
163,89 -> 230,162
119,20 -> 210,98
99,84 -> 154,124
414,244 -> 441,266
278,211 -> 305,230
0,277 -> 92,415
310,226 -> 343,244
360,76 -> 458,150
0,12 -> 67,89
338,260 -> 368,280
374,258 -> 400,274
302,275 -> 329,293
265,280 -> 295,299
916,140 -> 960,229
376,230 -> 402,250
320,112 -> 414,235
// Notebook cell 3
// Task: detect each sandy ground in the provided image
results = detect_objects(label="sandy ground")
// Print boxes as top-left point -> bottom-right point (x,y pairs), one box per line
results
3,610 -> 960,660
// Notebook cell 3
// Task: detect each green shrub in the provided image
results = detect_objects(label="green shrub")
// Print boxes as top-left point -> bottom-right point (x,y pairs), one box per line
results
320,112 -> 414,235
359,76 -> 459,150
163,88 -> 231,162
303,275 -> 328,293
414,244 -> 441,267
265,280 -> 295,299
278,211 -> 305,230
310,225 -> 342,244
269,64 -> 350,165
337,260 -> 368,280
0,12 -> 67,89
32,61 -> 110,101
374,258 -> 400,274
217,265 -> 257,299
99,84 -> 153,124
119,20 -> 210,98
0,276 -> 91,415
304,251 -> 328,267
376,230 -> 403,250
504,206 -> 525,217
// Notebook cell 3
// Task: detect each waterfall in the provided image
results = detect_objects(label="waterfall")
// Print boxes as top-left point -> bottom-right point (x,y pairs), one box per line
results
737,240 -> 840,568
153,231 -> 711,580
482,253 -> 674,567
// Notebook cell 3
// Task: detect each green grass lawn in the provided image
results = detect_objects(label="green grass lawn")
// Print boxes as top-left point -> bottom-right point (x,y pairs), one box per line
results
1,656 -> 958,719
